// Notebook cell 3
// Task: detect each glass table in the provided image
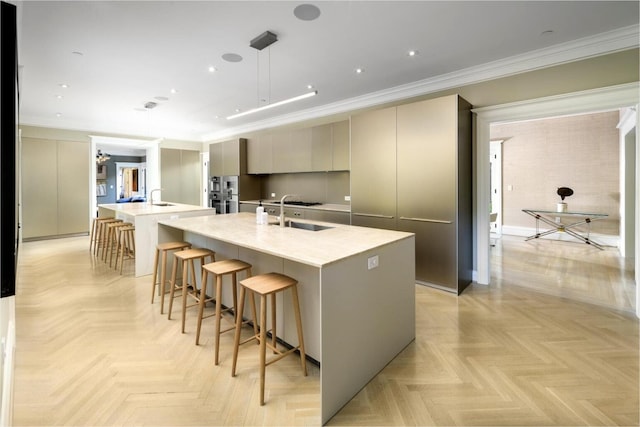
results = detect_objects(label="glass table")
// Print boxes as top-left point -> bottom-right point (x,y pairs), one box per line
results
522,209 -> 608,250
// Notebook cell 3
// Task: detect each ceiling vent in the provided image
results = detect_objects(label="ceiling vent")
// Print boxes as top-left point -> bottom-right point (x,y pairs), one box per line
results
144,101 -> 158,109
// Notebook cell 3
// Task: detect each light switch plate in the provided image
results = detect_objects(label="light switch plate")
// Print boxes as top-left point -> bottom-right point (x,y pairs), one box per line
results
344,195 -> 351,201
271,193 -> 276,198
367,255 -> 379,270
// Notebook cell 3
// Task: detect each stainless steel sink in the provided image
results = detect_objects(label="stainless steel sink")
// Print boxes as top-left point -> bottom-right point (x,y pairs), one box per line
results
287,221 -> 333,231
152,202 -> 174,207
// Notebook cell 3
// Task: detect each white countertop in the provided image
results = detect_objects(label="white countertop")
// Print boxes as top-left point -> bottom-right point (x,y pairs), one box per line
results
99,202 -> 214,217
159,212 -> 413,267
241,200 -> 350,213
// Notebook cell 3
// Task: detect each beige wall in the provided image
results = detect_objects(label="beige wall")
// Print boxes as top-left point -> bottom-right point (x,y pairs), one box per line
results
491,111 -> 620,235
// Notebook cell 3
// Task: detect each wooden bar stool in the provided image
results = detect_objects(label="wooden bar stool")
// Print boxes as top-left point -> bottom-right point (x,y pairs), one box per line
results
89,216 -> 114,253
151,241 -> 193,313
167,248 -> 216,332
105,222 -> 131,265
198,259 -> 254,365
93,218 -> 121,257
231,272 -> 307,406
116,225 -> 136,274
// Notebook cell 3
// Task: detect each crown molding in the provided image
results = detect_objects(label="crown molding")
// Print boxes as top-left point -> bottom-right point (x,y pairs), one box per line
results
203,24 -> 639,142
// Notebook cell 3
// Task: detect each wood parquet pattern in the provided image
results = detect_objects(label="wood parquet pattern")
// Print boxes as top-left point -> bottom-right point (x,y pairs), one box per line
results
12,235 -> 639,426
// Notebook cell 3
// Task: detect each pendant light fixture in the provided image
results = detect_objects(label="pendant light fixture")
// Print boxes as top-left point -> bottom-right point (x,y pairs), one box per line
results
226,30 -> 317,120
96,149 -> 111,163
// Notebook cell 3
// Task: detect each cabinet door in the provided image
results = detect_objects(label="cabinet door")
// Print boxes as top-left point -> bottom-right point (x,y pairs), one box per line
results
350,106 -> 397,229
331,120 -> 350,171
21,138 -> 58,239
396,95 -> 457,222
290,128 -> 312,172
160,148 -> 182,202
247,135 -> 272,174
311,124 -> 332,171
222,139 -> 240,176
57,140 -> 89,234
271,130 -> 291,173
396,95 -> 458,290
209,142 -> 223,176
180,150 -> 201,205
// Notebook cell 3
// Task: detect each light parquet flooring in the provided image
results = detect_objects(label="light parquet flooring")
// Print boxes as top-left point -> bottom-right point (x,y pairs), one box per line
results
12,235 -> 639,426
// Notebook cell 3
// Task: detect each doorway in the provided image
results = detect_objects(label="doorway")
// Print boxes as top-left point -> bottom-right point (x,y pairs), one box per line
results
116,162 -> 146,200
474,82 -> 639,318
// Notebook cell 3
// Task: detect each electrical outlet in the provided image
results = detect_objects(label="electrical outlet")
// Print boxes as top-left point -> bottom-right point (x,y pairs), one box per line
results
271,193 -> 276,198
367,255 -> 379,270
344,195 -> 351,201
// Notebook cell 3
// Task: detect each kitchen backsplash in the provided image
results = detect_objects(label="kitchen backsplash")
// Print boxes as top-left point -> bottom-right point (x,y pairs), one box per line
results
261,171 -> 350,205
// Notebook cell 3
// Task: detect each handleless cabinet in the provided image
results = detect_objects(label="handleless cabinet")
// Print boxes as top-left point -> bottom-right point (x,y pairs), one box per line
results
331,120 -> 350,171
247,134 -> 273,174
350,106 -> 397,230
22,138 -> 89,240
210,138 -> 247,176
396,95 -> 471,293
349,94 -> 472,294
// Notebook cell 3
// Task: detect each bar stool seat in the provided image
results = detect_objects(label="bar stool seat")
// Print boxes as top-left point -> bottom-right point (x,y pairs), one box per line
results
151,241 -> 192,314
231,272 -> 307,406
167,248 -> 216,333
198,259 -> 254,365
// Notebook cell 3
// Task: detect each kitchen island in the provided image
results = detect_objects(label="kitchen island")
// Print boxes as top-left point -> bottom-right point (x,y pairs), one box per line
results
98,202 -> 215,276
158,213 -> 415,424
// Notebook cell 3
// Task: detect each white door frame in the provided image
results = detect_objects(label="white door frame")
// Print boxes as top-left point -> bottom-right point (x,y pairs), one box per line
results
473,82 -> 639,317
489,140 -> 503,236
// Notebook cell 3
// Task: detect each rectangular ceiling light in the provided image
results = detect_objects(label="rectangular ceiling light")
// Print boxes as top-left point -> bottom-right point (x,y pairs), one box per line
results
226,90 -> 317,120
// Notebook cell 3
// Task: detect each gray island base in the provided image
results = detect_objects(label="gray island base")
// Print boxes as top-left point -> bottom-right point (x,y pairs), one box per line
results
158,213 -> 415,424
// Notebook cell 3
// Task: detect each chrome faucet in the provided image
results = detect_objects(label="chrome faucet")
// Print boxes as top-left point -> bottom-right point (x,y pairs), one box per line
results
280,194 -> 296,227
149,188 -> 162,205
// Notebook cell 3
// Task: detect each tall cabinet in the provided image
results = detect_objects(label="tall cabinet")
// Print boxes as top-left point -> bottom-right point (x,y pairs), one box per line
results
350,94 -> 472,294
22,138 -> 90,240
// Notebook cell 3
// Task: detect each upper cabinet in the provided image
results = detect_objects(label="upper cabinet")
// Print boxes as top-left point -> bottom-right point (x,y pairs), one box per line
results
246,120 -> 350,174
210,138 -> 248,176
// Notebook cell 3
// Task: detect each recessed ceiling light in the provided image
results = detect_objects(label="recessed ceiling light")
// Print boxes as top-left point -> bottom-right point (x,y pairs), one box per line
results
170,88 -> 177,94
293,4 -> 321,21
55,94 -> 63,99
355,68 -> 364,74
208,66 -> 217,73
55,113 -> 62,117
235,108 -> 241,113
407,50 -> 418,57
154,96 -> 169,101
307,84 -> 314,89
58,83 -> 69,89
222,53 -> 243,63
72,51 -> 83,56
541,30 -> 554,36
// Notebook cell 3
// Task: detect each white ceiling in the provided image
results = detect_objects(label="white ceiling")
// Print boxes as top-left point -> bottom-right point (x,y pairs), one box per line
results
16,1 -> 640,144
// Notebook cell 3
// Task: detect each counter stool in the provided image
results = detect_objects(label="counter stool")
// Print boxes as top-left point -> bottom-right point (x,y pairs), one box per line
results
116,226 -> 136,274
89,216 -> 114,253
198,259 -> 254,365
231,272 -> 307,406
167,248 -> 216,332
151,241 -> 192,313
104,222 -> 132,265
93,218 -> 122,257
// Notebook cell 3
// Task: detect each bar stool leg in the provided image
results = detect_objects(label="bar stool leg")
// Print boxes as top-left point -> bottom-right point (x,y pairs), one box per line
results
151,248 -> 160,303
231,286 -> 246,378
214,274 -> 224,365
259,292 -> 268,405
164,256 -> 179,315
195,269 -> 208,346
291,285 -> 307,375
